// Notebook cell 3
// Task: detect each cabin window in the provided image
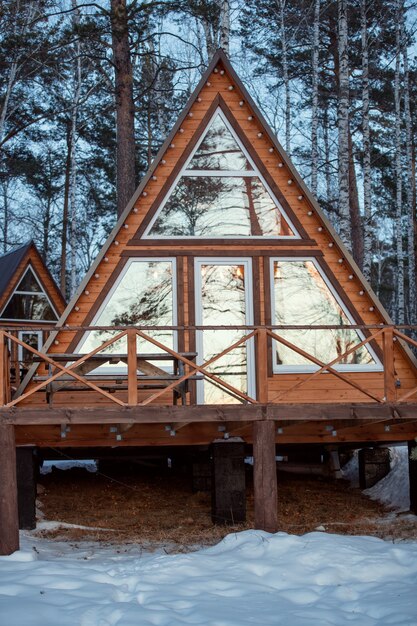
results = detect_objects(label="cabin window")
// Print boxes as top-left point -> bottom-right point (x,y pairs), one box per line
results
18,330 -> 43,365
270,258 -> 382,372
144,110 -> 298,239
77,259 -> 176,369
0,266 -> 57,321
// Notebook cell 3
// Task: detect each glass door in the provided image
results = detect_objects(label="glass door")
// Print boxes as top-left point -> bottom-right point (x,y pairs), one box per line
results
195,259 -> 254,404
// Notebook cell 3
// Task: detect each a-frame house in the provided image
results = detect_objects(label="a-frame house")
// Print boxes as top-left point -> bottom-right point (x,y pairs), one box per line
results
1,51 -> 417,554
0,241 -> 65,378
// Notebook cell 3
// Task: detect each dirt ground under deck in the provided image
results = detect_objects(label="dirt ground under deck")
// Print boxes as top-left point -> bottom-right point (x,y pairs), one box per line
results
33,462 -> 417,550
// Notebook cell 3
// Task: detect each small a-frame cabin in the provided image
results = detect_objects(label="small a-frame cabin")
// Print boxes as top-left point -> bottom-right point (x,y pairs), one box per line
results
0,241 -> 65,379
1,51 -> 417,554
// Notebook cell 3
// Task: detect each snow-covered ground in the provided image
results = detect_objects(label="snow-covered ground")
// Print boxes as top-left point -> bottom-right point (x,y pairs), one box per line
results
1,530 -> 417,626
1,449 -> 416,625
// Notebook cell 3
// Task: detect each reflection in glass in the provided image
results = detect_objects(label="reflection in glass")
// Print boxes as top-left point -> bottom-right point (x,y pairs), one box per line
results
19,332 -> 42,364
187,115 -> 251,170
1,293 -> 56,321
199,264 -> 248,404
272,260 -> 375,367
16,268 -> 43,293
149,177 -> 294,238
78,261 -> 174,370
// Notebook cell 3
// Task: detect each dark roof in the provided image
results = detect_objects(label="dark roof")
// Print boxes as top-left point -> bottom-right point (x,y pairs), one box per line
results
0,241 -> 33,299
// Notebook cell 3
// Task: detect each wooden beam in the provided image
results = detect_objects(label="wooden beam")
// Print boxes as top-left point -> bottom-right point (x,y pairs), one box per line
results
253,420 -> 278,533
0,424 -> 19,555
3,402 -> 417,425
383,327 -> 396,401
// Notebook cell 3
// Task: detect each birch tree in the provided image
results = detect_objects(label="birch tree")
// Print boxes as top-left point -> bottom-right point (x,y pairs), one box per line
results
394,0 -> 405,323
219,0 -> 230,55
310,0 -> 320,196
401,13 -> 416,321
361,0 -> 372,281
278,0 -> 291,155
337,0 -> 351,249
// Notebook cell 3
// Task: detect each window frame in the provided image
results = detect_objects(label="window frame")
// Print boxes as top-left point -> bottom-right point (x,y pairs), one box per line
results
0,265 -> 59,322
269,257 -> 383,373
75,257 -> 178,376
194,257 -> 256,404
17,330 -> 43,363
142,108 -> 300,240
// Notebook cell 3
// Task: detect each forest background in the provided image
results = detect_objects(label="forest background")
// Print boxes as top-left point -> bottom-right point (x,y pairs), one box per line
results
1,0 -> 416,324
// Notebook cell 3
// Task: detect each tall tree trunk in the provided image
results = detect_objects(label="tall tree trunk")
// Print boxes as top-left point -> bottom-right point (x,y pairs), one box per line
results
60,123 -> 72,296
337,0 -> 351,249
323,104 -> 332,214
361,0 -> 372,281
110,0 -> 136,217
69,0 -> 82,297
278,0 -> 291,154
394,0 -> 405,323
401,13 -> 416,322
219,0 -> 230,55
348,130 -> 364,267
311,0 -> 320,196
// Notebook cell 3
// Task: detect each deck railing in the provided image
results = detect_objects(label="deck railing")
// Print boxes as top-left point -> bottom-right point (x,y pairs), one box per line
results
0,324 -> 417,408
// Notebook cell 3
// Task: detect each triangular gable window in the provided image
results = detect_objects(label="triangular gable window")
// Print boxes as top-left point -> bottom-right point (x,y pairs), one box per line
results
187,115 -> 251,170
270,258 -> 382,371
144,110 -> 298,239
0,265 -> 58,321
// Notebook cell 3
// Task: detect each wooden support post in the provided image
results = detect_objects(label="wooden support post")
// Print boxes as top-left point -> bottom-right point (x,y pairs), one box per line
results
16,447 -> 38,530
127,329 -> 138,406
253,420 -> 278,533
358,447 -> 390,489
256,328 -> 268,403
211,442 -> 246,524
408,440 -> 417,514
383,327 -> 396,401
0,331 -> 5,406
0,424 -> 19,554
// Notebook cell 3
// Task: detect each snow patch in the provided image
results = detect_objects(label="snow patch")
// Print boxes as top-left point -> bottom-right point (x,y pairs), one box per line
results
0,531 -> 416,625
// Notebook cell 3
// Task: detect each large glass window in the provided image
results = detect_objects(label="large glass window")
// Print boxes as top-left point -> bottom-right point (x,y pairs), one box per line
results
77,260 -> 176,369
196,260 -> 254,404
145,110 -> 297,239
0,266 -> 57,321
270,259 -> 380,371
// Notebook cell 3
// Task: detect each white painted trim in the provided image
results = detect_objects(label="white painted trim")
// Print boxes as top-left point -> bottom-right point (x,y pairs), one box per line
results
0,264 -> 59,322
194,257 -> 256,404
269,257 -> 383,373
75,258 -> 178,375
143,108 -> 300,240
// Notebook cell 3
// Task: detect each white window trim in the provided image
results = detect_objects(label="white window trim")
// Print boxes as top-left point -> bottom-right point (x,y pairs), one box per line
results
143,108 -> 300,240
0,265 -> 59,322
75,257 -> 178,375
194,257 -> 256,404
269,257 -> 383,373
18,330 -> 43,362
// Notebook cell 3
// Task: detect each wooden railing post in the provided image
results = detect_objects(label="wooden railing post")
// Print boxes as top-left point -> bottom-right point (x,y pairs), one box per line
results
127,329 -> 138,406
256,328 -> 268,403
383,327 -> 396,402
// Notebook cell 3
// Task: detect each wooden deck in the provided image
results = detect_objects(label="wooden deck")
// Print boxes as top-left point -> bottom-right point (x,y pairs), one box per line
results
0,324 -> 416,446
